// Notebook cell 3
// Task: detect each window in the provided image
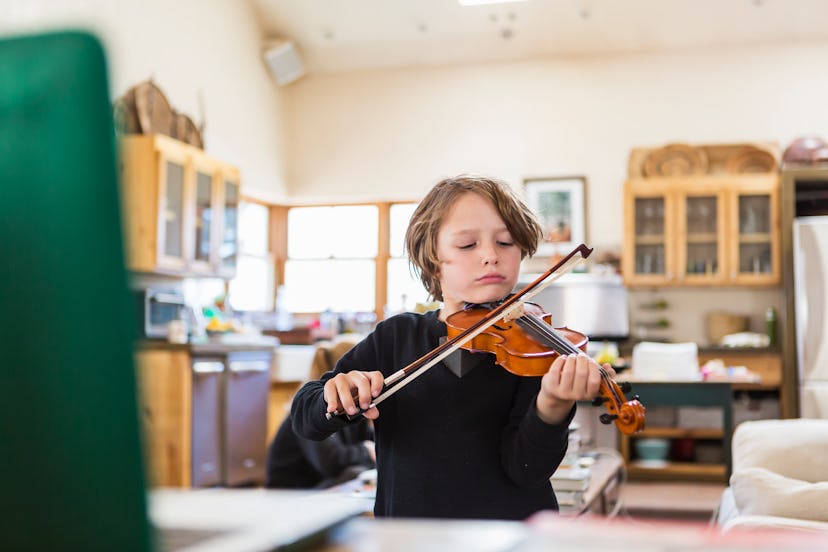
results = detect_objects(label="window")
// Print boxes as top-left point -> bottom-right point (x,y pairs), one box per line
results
386,202 -> 429,313
280,202 -> 430,317
228,201 -> 274,311
283,205 -> 378,313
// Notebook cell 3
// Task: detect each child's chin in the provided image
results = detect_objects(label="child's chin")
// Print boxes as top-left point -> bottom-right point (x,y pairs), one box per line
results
469,290 -> 510,305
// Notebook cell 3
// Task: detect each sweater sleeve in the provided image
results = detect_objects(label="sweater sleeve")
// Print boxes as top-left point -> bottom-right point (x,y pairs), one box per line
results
500,377 -> 575,488
291,376 -> 355,441
291,328 -> 385,441
295,424 -> 374,477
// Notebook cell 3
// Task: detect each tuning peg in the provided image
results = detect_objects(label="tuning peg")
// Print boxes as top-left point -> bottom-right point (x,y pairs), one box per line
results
618,381 -> 631,393
633,394 -> 640,401
599,413 -> 618,425
592,396 -> 608,406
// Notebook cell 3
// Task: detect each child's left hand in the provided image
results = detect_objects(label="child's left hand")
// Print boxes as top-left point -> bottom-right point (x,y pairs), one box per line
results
535,353 -> 615,425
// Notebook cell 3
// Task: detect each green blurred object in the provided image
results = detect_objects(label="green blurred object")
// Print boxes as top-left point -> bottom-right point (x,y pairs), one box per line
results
0,31 -> 152,550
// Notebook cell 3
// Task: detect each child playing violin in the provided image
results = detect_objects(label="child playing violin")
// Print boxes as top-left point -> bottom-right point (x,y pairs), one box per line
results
290,174 -> 613,520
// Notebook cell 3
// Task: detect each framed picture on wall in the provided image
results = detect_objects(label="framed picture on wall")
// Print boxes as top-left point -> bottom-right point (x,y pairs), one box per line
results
523,176 -> 587,257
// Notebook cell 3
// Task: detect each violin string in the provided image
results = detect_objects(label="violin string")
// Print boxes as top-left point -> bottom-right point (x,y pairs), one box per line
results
522,314 -> 645,430
518,314 -> 580,355
518,314 -> 625,406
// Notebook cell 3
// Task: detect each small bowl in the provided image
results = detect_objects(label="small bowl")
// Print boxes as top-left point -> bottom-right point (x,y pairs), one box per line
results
635,438 -> 670,461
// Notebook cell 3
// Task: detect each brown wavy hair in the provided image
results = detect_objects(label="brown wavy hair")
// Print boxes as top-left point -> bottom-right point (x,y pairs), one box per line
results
404,174 -> 543,302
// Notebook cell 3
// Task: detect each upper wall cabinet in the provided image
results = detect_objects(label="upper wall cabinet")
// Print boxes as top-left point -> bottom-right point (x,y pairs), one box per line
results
622,143 -> 781,287
119,134 -> 240,277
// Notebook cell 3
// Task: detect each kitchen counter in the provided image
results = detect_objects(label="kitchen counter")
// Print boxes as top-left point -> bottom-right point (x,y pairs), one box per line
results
136,334 -> 279,354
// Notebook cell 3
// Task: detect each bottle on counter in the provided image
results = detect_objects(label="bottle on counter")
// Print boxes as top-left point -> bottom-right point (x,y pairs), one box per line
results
765,307 -> 777,347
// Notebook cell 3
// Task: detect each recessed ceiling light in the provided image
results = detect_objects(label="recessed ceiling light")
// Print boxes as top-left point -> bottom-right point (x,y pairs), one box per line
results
458,0 -> 527,6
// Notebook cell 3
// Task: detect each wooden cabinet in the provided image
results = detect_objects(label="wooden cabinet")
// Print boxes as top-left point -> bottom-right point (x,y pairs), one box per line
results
135,348 -> 193,487
135,344 -> 273,488
619,382 -> 733,483
119,134 -> 240,277
623,143 -> 781,287
619,349 -> 782,482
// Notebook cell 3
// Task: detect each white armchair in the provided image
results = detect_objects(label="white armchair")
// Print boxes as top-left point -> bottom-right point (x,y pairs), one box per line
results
717,418 -> 828,532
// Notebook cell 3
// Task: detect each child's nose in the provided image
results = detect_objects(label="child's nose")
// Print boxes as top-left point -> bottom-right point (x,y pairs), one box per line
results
481,243 -> 498,264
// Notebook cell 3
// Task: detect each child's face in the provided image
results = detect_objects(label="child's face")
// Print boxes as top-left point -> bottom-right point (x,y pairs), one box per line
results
436,192 -> 522,315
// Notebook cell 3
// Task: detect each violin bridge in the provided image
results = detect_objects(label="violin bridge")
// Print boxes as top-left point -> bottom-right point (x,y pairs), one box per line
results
501,302 -> 525,323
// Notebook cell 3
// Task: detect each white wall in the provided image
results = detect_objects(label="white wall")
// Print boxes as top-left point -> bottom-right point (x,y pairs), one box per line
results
283,41 -> 828,255
0,0 -> 289,202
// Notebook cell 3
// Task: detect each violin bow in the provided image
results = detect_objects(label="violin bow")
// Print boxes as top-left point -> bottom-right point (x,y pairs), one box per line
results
326,243 -> 593,420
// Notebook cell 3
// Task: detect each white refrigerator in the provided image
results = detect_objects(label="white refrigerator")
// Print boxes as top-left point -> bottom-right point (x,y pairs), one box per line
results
793,216 -> 828,418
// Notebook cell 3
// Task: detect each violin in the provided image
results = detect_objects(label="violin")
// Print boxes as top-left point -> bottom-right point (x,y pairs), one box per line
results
326,243 -> 646,435
446,305 -> 646,435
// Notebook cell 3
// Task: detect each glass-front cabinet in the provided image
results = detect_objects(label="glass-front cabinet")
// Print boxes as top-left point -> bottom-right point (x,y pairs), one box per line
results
157,153 -> 188,271
119,134 -> 240,277
624,175 -> 779,287
730,181 -> 779,285
627,188 -> 675,285
218,176 -> 240,278
190,157 -> 220,274
678,187 -> 727,284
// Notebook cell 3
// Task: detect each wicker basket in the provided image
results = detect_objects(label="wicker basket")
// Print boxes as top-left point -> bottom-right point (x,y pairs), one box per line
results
706,312 -> 749,344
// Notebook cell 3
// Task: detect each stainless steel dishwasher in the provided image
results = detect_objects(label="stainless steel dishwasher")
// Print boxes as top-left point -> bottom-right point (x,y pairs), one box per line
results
223,351 -> 271,486
191,358 -> 224,487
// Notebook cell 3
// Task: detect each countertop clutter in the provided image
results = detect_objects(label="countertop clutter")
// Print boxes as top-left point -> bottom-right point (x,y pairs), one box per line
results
136,334 -> 279,354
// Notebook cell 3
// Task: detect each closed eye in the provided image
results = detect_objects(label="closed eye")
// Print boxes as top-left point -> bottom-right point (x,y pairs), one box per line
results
497,241 -> 514,247
458,243 -> 476,250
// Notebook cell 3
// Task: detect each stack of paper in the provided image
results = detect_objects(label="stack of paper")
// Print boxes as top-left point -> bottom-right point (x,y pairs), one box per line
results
550,465 -> 591,512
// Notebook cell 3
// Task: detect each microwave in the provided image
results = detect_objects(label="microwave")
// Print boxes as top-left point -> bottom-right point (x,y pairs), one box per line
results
135,289 -> 188,339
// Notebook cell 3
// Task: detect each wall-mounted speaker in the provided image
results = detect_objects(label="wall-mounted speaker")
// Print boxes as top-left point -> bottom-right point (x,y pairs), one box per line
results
262,39 -> 305,86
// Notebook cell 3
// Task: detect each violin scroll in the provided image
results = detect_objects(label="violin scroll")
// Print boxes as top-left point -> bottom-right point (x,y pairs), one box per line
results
594,376 -> 646,435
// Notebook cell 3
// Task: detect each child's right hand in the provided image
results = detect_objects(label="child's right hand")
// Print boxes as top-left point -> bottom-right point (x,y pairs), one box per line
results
323,370 -> 384,420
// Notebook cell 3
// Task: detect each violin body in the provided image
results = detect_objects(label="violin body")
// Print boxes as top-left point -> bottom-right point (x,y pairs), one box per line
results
446,305 -> 646,435
446,307 -> 587,377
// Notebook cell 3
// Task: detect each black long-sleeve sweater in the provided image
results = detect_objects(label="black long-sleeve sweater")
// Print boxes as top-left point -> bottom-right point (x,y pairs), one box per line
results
291,310 -> 573,520
265,414 -> 374,489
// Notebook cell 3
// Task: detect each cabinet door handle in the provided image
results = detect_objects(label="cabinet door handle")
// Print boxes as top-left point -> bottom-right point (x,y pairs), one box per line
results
193,361 -> 224,373
229,360 -> 270,373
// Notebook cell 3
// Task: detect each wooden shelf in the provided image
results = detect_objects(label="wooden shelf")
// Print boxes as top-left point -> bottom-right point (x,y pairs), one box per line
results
632,427 -> 723,440
738,232 -> 772,243
627,461 -> 726,482
617,381 -> 734,484
633,235 -> 666,245
686,232 -> 717,243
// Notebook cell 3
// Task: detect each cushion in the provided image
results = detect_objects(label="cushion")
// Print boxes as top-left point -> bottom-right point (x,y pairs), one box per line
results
731,467 -> 828,522
732,419 -> 828,483
723,514 -> 828,533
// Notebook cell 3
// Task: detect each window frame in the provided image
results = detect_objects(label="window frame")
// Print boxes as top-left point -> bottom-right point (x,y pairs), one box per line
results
270,200 -> 418,321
